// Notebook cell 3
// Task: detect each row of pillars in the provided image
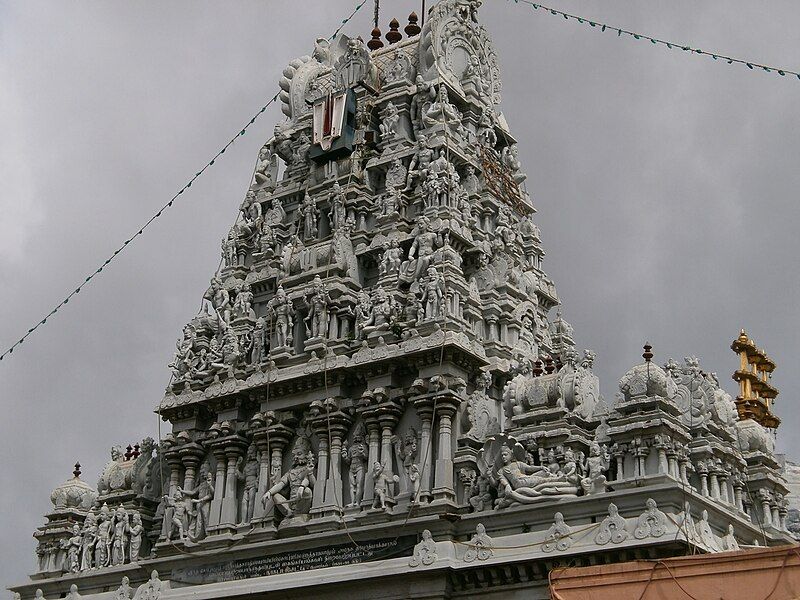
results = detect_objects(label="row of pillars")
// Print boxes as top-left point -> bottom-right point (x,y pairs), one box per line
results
160,387 -> 463,540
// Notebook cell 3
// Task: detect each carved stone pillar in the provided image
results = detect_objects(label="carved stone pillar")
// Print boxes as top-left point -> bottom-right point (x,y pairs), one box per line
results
759,490 -> 773,527
179,444 -> 205,491
772,502 -> 781,529
679,455 -> 690,484
709,471 -> 720,500
208,447 -> 227,527
636,446 -> 648,477
323,414 -> 352,509
734,481 -> 745,512
612,446 -> 624,480
251,435 -> 271,522
160,451 -> 183,538
666,448 -> 679,479
362,417 -> 380,506
718,473 -> 729,504
252,421 -> 293,522
432,396 -> 461,503
413,398 -> 434,503
697,464 -> 709,497
655,442 -> 668,474
312,435 -> 329,510
219,438 -> 248,527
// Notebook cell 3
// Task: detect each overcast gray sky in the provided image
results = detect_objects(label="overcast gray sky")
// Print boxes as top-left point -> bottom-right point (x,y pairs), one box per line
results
2,0 -> 799,586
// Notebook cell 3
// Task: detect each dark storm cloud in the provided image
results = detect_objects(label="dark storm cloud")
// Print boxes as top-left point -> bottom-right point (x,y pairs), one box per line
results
2,0 -> 798,585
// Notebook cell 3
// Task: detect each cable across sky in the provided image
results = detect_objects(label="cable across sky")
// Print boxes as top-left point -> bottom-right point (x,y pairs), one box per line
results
2,0 -> 796,363
508,0 -> 800,80
0,0 -> 369,364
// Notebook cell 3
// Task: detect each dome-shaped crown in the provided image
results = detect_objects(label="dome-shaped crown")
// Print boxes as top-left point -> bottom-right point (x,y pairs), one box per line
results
50,463 -> 97,511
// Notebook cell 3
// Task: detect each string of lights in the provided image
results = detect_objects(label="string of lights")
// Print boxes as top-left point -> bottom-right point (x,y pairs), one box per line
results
509,0 -> 800,80
0,0 -> 369,364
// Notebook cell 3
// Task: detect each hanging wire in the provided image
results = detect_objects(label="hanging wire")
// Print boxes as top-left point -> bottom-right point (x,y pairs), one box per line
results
508,0 -> 800,81
0,0 -> 370,365
0,90 -> 278,364
400,68 -> 455,529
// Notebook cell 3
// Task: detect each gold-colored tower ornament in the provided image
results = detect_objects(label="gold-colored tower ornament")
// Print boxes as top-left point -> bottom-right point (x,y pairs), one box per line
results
731,329 -> 780,428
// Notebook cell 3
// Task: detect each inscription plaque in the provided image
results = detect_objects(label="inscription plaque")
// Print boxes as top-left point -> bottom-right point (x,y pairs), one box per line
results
171,536 -> 417,584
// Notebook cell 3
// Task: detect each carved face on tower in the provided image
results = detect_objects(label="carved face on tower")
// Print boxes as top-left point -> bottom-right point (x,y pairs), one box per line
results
589,442 -> 601,457
500,446 -> 513,465
291,444 -> 309,466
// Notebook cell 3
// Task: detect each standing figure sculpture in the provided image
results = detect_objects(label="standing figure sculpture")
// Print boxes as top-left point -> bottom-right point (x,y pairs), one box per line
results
304,275 -> 330,339
342,425 -> 369,507
251,317 -> 267,364
267,285 -> 294,350
79,511 -> 97,570
191,472 -> 215,540
94,509 -> 113,567
204,276 -> 232,329
127,511 -> 143,562
237,444 -> 261,524
299,192 -> 319,241
420,267 -> 445,319
221,228 -> 238,268
62,524 -> 82,573
110,506 -> 127,566
379,239 -> 403,277
163,489 -> 192,542
392,429 -> 418,486
404,133 -> 434,191
329,183 -> 347,231
372,462 -> 399,510
232,283 -> 255,321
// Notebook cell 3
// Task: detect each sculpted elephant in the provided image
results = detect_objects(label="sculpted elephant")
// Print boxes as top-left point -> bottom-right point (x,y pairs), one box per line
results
736,419 -> 775,454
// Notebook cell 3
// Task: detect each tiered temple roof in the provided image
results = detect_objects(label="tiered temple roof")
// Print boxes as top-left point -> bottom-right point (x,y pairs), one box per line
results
11,2 -> 794,599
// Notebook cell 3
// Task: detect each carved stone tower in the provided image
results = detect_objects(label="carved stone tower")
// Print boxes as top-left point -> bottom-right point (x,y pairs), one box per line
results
13,3 -> 794,599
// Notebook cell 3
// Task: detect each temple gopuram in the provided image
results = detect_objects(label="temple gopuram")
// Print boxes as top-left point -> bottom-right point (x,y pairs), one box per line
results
9,2 -> 795,599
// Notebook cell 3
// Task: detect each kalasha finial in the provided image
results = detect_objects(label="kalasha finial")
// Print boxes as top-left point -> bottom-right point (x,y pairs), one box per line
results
386,18 -> 402,44
73,462 -> 81,478
368,27 -> 384,50
544,356 -> 555,374
533,360 -> 544,376
133,443 -> 141,459
405,11 -> 421,36
125,445 -> 133,461
643,342 -> 654,363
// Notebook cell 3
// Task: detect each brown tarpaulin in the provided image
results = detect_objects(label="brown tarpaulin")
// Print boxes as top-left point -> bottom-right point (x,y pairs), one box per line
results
549,545 -> 800,600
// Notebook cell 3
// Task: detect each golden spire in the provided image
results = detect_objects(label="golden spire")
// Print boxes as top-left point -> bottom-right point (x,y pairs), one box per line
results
731,329 -> 780,429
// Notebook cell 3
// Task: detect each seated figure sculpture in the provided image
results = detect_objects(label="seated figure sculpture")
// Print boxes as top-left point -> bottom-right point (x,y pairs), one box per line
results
261,440 -> 315,521
495,444 -> 578,508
